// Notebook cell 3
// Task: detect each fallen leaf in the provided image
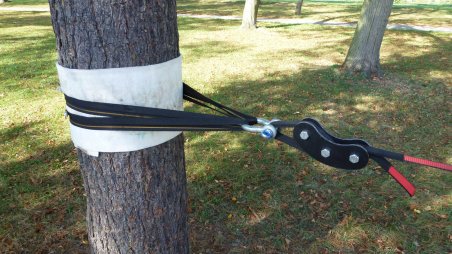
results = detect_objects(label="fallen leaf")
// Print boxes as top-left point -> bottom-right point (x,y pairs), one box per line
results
285,238 -> 291,245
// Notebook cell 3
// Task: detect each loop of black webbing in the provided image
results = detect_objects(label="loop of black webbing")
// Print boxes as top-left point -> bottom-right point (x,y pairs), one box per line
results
63,82 -> 450,197
65,83 -> 258,132
67,112 -> 246,131
182,83 -> 257,123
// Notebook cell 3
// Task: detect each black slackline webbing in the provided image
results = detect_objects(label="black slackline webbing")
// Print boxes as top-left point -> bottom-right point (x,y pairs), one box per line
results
64,82 -> 452,197
183,83 -> 256,121
64,83 -> 257,131
67,112 -> 246,132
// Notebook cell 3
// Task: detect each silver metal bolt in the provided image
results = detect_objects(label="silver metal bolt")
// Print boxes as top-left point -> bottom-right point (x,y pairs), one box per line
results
321,148 -> 330,158
261,128 -> 275,139
349,154 -> 360,164
300,130 -> 309,140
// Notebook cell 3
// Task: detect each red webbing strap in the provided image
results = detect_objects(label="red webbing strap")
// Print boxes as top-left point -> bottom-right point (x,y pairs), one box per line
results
404,155 -> 452,172
388,166 -> 416,196
371,156 -> 416,197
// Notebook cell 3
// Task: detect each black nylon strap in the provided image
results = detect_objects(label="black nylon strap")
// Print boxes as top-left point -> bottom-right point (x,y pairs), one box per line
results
65,83 -> 257,131
67,112 -> 245,131
275,132 -> 303,151
182,83 -> 256,122
366,146 -> 404,161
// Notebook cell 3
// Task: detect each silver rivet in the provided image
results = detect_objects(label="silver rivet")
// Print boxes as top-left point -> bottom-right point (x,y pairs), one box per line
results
300,130 -> 309,140
321,148 -> 330,158
349,154 -> 360,164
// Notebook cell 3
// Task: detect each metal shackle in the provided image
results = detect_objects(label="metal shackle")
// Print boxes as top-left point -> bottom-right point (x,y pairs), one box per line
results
241,118 -> 279,139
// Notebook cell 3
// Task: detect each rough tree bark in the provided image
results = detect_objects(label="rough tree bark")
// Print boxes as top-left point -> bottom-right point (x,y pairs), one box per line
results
48,0 -> 188,253
295,0 -> 304,15
342,0 -> 394,78
241,0 -> 260,29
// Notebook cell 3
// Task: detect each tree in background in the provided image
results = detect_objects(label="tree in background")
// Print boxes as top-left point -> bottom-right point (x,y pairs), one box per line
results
242,0 -> 261,29
296,0 -> 304,15
342,0 -> 394,78
48,0 -> 189,253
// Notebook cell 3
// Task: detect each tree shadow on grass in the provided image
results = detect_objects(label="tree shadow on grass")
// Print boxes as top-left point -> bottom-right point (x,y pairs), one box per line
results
0,11 -> 51,29
392,4 -> 452,10
178,24 -> 449,251
0,138 -> 88,253
178,17 -> 241,32
0,13 -> 56,93
382,30 -> 452,82
0,120 -> 44,145
184,65 -> 450,253
1,0 -> 49,6
182,40 -> 250,59
0,32 -> 57,93
178,0 -> 243,17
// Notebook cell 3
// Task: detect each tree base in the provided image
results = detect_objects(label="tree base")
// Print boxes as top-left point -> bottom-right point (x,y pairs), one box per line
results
342,60 -> 382,79
341,0 -> 393,79
240,24 -> 258,29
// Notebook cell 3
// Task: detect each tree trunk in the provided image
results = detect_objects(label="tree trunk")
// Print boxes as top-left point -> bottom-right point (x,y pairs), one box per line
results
48,1 -> 188,253
241,0 -> 260,29
295,0 -> 304,15
342,0 -> 394,78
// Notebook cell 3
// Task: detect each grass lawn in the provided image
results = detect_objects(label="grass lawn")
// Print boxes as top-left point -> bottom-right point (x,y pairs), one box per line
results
177,0 -> 452,27
1,10 -> 451,253
2,0 -> 452,27
0,0 -> 48,8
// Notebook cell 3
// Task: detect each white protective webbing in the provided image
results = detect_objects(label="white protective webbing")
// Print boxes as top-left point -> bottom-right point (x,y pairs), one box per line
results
57,56 -> 183,156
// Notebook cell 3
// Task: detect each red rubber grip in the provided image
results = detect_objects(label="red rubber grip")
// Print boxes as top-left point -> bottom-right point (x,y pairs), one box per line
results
388,166 -> 415,196
404,155 -> 452,172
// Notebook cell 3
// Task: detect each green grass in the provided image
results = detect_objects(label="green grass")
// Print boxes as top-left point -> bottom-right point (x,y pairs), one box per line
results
1,10 -> 451,253
2,0 -> 452,27
1,0 -> 48,5
176,0 -> 452,27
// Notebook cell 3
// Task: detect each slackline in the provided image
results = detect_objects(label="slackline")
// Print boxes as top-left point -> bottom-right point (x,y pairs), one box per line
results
64,83 -> 452,197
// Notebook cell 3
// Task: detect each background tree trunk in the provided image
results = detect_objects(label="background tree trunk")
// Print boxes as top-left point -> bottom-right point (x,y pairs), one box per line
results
342,0 -> 394,78
241,0 -> 260,29
48,1 -> 188,253
296,0 -> 304,15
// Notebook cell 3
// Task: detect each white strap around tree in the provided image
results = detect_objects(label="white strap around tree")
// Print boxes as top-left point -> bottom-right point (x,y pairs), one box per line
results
56,56 -> 183,156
